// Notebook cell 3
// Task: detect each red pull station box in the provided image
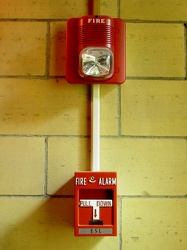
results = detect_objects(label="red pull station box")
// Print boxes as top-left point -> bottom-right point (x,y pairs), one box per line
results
66,15 -> 126,84
74,172 -> 117,236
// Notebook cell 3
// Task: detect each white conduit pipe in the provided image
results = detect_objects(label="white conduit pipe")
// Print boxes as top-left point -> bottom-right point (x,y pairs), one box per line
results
91,84 -> 100,172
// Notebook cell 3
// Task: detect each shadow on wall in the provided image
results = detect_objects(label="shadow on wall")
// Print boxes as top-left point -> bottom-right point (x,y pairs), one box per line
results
1,185 -> 105,250
0,21 -> 90,135
50,21 -> 66,77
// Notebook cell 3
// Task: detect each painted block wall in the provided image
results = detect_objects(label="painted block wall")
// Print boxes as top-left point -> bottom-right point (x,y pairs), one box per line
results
0,0 -> 187,249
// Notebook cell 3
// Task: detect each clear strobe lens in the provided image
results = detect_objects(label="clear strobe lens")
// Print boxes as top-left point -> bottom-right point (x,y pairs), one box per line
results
79,47 -> 114,78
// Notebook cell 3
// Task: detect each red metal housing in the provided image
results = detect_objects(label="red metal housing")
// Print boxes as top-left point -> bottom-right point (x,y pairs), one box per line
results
74,172 -> 117,236
66,15 -> 126,84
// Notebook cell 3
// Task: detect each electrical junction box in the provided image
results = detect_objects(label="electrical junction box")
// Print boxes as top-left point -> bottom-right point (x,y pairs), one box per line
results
66,15 -> 126,84
74,172 -> 117,236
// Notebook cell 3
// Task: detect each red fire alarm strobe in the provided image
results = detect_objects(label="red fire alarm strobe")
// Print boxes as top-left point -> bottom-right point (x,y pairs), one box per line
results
66,15 -> 125,84
74,172 -> 117,236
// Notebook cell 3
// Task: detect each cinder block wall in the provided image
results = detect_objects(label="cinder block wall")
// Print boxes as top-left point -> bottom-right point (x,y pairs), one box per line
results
0,1 -> 187,249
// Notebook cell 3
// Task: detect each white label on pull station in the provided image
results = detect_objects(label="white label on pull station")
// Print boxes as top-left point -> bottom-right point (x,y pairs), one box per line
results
79,228 -> 113,234
79,199 -> 112,220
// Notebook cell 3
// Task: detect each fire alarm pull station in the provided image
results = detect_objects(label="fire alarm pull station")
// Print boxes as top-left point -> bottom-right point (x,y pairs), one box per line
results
74,172 -> 117,236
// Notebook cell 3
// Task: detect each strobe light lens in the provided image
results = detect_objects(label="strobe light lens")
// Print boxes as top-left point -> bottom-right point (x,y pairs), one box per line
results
79,47 -> 114,79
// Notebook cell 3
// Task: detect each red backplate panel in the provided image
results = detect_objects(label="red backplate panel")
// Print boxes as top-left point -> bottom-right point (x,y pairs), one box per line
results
66,15 -> 126,84
74,172 -> 117,236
